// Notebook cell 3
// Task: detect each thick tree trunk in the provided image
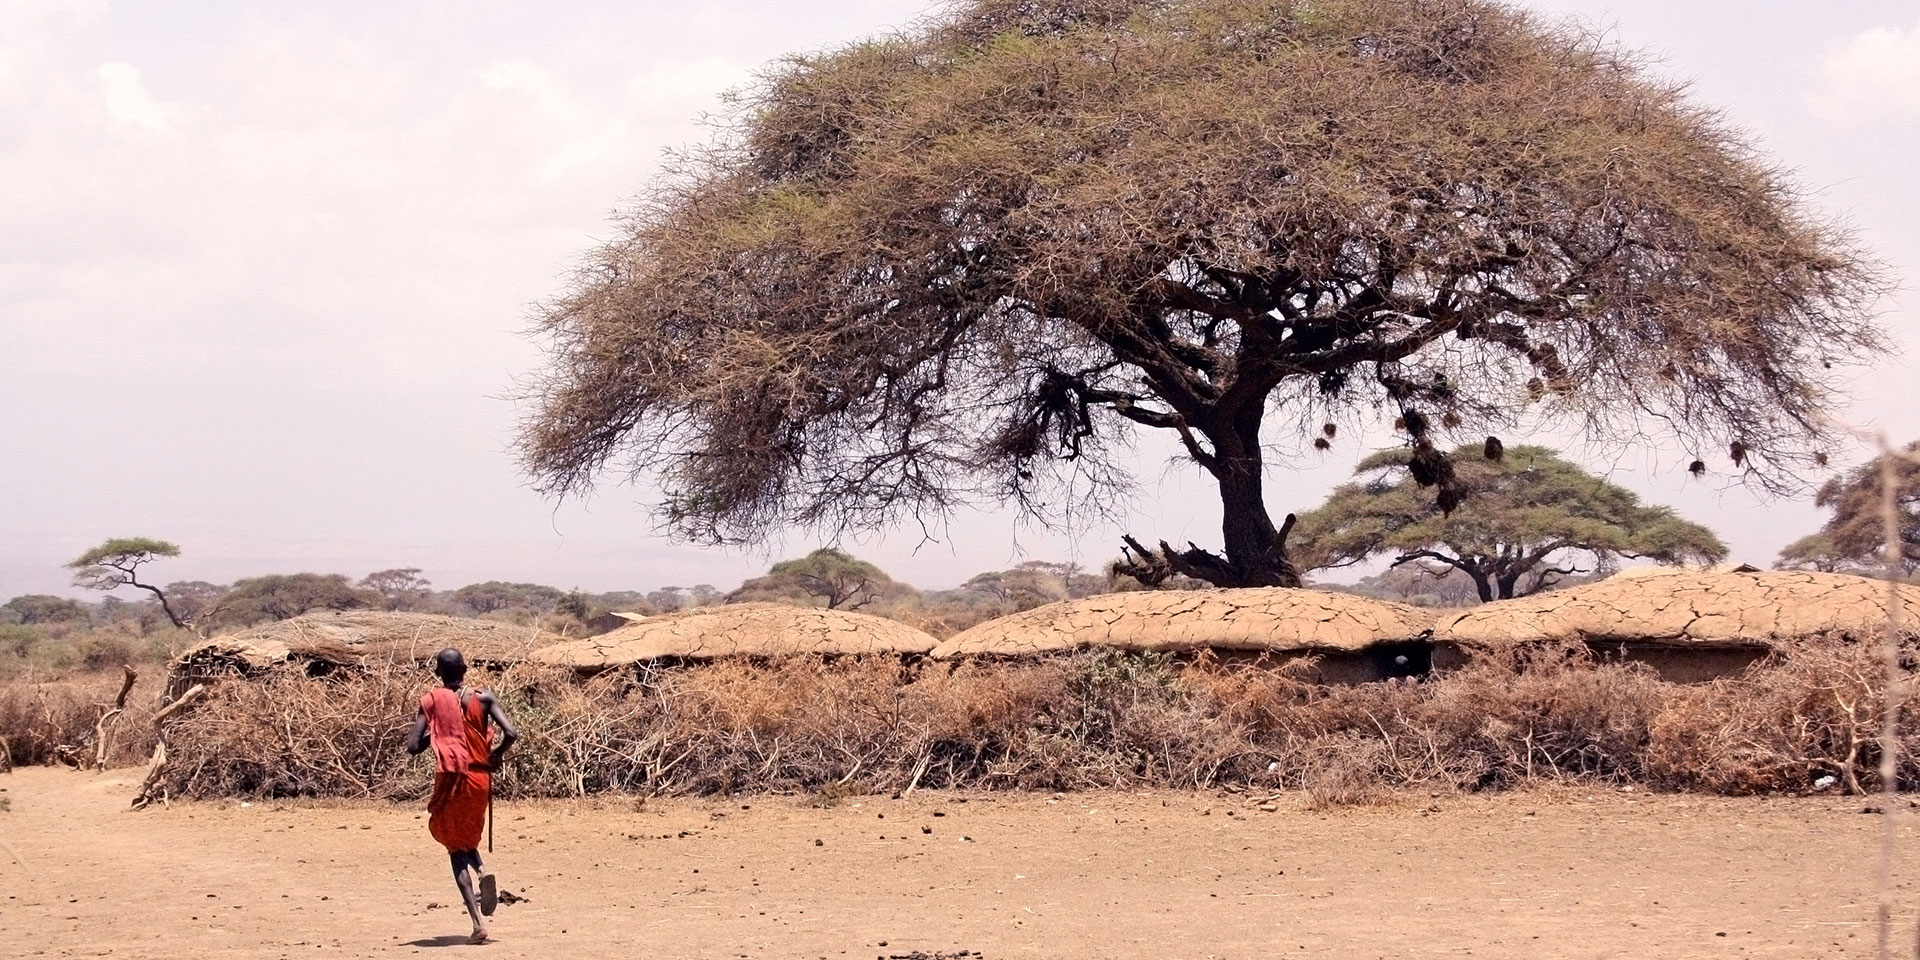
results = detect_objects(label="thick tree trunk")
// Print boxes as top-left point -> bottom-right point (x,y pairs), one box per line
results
1116,409 -> 1302,589
1470,570 -> 1497,603
1212,409 -> 1302,587
1494,570 -> 1521,601
1212,456 -> 1300,587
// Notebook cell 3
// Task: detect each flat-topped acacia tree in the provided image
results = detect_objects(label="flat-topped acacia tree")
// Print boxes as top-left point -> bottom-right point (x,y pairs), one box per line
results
518,0 -> 1885,588
68,537 -> 189,628
1291,445 -> 1728,601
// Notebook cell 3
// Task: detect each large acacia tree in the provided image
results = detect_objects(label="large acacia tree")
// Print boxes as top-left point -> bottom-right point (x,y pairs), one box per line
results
1292,444 -> 1726,601
519,0 -> 1883,588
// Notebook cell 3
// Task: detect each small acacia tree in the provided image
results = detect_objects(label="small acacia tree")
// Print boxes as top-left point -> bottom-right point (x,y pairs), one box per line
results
359,568 -> 434,612
67,537 -> 189,628
1292,444 -> 1727,601
731,548 -> 897,609
519,0 -> 1883,588
1775,441 -> 1920,575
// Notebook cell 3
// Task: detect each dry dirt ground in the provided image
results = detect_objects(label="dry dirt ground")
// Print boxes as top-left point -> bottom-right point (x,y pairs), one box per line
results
4,767 -> 1918,960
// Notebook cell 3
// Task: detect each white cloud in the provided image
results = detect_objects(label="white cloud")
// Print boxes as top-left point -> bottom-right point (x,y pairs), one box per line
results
0,0 -> 947,597
96,62 -> 178,131
1814,19 -> 1920,119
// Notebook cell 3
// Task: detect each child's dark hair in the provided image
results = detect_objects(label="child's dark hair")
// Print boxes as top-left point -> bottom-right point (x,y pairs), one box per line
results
434,648 -> 467,684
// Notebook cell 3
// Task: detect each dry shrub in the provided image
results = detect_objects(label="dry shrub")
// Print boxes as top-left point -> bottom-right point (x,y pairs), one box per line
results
163,662 -> 432,799
1178,643 -> 1669,793
0,673 -> 157,768
1645,636 -> 1918,795
1297,734 -> 1394,809
146,639 -> 1920,802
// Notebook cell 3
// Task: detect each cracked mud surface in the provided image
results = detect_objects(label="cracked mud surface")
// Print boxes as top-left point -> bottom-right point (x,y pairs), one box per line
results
1436,570 -> 1920,648
4,767 -> 1914,959
931,589 -> 1431,658
530,602 -> 937,668
175,611 -> 565,676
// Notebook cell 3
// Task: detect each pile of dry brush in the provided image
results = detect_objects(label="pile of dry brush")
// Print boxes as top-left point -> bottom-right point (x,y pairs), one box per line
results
130,636 -> 1917,804
0,670 -> 156,770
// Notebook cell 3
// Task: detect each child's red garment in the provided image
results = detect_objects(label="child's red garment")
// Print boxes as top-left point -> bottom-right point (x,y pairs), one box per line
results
420,687 -> 492,852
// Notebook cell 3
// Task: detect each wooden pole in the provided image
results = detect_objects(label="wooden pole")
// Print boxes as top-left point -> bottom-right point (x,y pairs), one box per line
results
1873,440 -> 1909,960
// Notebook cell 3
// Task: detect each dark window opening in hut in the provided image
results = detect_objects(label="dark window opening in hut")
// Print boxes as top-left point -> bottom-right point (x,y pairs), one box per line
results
1370,641 -> 1433,681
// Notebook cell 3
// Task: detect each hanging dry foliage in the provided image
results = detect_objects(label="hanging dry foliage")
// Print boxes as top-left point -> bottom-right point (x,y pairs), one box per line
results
518,0 -> 1890,592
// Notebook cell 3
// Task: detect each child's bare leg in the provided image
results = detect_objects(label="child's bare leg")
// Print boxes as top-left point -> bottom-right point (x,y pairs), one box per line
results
450,852 -> 487,942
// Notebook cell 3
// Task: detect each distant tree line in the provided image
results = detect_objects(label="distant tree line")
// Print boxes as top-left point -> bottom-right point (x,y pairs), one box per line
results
14,437 -> 1920,673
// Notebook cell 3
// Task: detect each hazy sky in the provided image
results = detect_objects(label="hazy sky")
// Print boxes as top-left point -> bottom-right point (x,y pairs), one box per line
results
3,0 -> 1917,600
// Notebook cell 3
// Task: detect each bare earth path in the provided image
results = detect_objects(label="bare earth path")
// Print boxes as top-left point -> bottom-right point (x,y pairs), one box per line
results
2,767 -> 1914,959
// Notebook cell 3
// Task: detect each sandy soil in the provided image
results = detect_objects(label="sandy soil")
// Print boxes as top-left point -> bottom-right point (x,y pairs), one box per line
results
2,767 -> 1916,959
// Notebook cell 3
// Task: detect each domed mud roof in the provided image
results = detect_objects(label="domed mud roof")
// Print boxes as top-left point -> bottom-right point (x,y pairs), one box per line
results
528,602 -> 937,669
169,611 -> 563,692
1434,570 -> 1920,648
929,588 -> 1433,659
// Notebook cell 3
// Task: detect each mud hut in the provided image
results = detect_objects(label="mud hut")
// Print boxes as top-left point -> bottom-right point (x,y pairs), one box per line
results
527,602 -> 938,672
929,588 -> 1436,682
168,611 -> 563,697
1433,570 -> 1920,681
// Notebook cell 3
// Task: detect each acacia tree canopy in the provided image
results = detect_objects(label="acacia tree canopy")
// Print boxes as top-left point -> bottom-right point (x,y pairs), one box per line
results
360,568 -> 434,611
1291,444 -> 1727,601
730,547 -> 898,609
452,581 -> 565,616
1776,441 -> 1920,575
67,537 -> 189,629
215,573 -> 372,627
519,0 -> 1884,588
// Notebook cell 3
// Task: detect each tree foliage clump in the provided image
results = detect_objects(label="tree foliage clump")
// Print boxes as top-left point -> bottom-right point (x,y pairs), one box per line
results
1776,441 -> 1920,575
3,594 -> 92,626
731,548 -> 901,609
956,560 -> 1105,612
359,569 -> 434,612
215,574 -> 372,627
520,0 -> 1883,588
1292,444 -> 1726,601
451,581 -> 566,616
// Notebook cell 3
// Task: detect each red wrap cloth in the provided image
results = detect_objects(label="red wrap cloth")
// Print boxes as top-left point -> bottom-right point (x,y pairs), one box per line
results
421,687 -> 493,852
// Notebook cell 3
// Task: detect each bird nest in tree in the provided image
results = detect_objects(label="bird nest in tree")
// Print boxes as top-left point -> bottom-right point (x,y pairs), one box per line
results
168,611 -> 564,696
1435,570 -> 1920,650
929,588 -> 1433,659
526,602 -> 938,671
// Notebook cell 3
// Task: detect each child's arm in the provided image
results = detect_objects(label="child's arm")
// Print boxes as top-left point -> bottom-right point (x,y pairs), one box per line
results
481,691 -> 518,767
405,705 -> 429,755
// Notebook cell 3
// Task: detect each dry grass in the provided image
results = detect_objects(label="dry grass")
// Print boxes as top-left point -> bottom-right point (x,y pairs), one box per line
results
142,638 -> 1919,802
